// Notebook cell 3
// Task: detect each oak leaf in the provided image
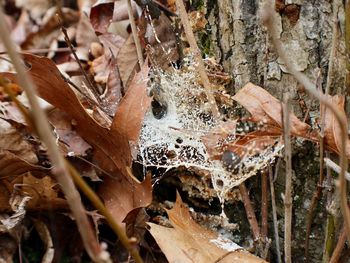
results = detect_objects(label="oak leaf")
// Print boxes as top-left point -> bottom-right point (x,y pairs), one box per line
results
2,53 -> 152,224
232,83 -> 311,138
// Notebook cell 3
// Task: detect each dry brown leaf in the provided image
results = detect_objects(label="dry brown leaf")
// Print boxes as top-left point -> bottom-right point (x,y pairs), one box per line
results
117,35 -> 139,88
1,53 -> 131,174
0,150 -> 47,178
323,95 -> 350,158
0,118 -> 37,164
111,61 -> 151,142
89,1 -> 114,34
233,83 -> 311,138
99,174 -> 152,227
21,173 -> 67,211
148,193 -> 267,263
48,109 -> 91,157
142,14 -> 179,68
92,33 -> 125,115
226,131 -> 281,159
75,13 -> 99,61
1,53 -> 152,224
201,120 -> 237,160
21,8 -> 80,50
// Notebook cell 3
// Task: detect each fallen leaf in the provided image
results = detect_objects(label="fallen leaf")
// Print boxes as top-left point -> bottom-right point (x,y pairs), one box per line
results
112,61 -> 151,142
20,173 -> 67,210
323,95 -> 350,158
21,8 -> 80,50
0,150 -> 47,178
0,194 -> 31,232
1,53 -> 152,224
232,83 -> 311,138
48,109 -> 92,157
148,193 -> 266,263
142,14 -> 179,69
117,35 -> 139,87
91,33 -> 125,115
99,173 -> 152,227
0,118 -> 37,164
1,53 -> 131,174
75,13 -> 99,61
225,130 -> 281,159
201,120 -> 237,160
89,1 -> 114,34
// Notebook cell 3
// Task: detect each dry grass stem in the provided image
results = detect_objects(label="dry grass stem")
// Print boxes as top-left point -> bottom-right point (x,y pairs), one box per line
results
269,164 -> 282,263
175,0 -> 220,119
60,26 -> 100,102
282,94 -> 292,263
261,171 -> 268,240
262,1 -> 350,241
0,6 -> 110,262
239,183 -> 261,241
329,224 -> 347,263
127,0 -> 144,68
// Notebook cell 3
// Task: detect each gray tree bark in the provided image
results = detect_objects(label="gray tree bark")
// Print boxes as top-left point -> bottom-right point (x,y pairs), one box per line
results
201,0 -> 347,262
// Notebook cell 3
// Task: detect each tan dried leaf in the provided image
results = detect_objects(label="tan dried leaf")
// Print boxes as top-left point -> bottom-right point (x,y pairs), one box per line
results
323,95 -> 350,158
0,118 -> 37,163
232,83 -> 311,137
117,35 -> 139,88
1,53 -> 152,224
148,193 -> 266,263
112,61 -> 151,142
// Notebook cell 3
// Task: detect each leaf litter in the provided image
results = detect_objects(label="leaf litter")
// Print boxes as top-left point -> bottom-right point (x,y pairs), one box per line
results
1,0 -> 348,262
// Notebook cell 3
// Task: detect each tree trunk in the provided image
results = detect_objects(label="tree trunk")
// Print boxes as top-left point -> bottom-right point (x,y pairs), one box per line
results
200,0 -> 347,262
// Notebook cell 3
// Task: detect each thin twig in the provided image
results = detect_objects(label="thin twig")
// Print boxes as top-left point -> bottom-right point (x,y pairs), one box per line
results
305,133 -> 325,260
262,1 -> 350,241
55,0 -> 64,23
175,0 -> 220,119
0,47 -> 74,54
282,93 -> 292,263
0,6 -> 109,263
239,183 -> 261,241
127,0 -> 144,68
320,5 -> 340,259
261,170 -> 268,240
324,158 -> 350,181
269,164 -> 281,263
329,224 -> 347,263
60,25 -> 100,102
